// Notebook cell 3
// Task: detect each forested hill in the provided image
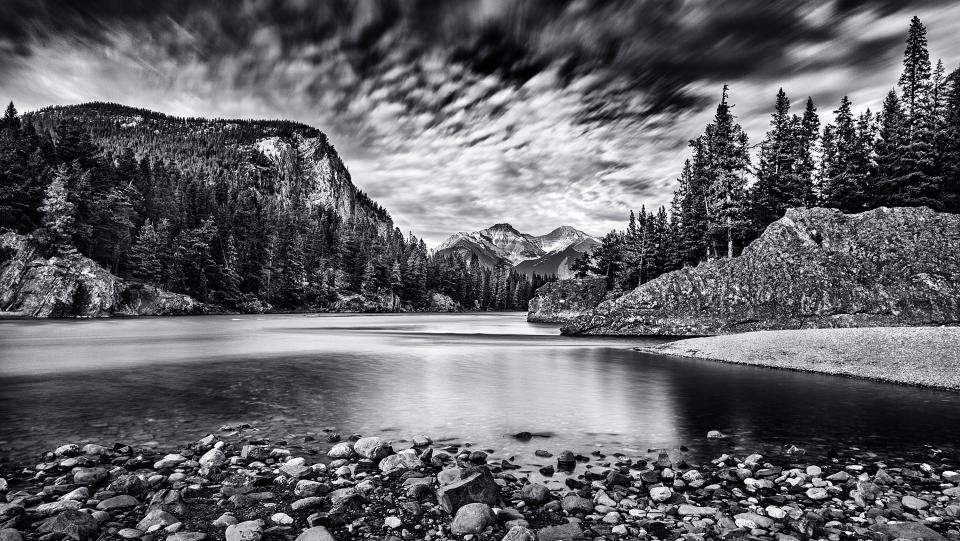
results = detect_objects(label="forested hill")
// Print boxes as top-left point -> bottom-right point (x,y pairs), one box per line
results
0,102 -> 545,314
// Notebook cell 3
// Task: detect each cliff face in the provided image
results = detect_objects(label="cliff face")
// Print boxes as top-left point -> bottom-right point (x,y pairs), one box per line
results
0,233 -> 206,318
527,277 -> 608,323
562,207 -> 960,336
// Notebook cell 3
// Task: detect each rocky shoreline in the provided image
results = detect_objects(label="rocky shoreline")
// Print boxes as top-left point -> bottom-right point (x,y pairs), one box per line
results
1,426 -> 959,541
637,327 -> 960,391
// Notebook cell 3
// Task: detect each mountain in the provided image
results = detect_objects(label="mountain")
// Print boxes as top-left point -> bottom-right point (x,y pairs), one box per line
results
437,224 -> 598,277
0,101 -> 545,315
561,207 -> 960,336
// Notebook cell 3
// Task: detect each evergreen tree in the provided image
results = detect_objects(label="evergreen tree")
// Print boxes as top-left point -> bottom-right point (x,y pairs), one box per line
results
750,88 -> 799,236
704,85 -> 750,258
129,220 -> 165,284
899,16 -> 932,134
40,166 -> 76,251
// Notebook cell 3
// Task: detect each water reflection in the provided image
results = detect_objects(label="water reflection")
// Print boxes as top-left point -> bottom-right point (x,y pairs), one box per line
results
1,313 -> 958,468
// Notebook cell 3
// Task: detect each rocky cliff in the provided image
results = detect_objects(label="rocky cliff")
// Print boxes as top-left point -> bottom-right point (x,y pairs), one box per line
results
562,207 -> 960,336
527,277 -> 608,323
0,233 -> 207,318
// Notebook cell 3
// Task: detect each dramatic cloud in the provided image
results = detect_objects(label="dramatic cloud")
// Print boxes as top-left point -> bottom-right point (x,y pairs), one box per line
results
2,0 -> 959,243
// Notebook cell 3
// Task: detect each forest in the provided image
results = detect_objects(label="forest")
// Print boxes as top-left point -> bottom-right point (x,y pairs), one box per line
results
574,17 -> 960,292
0,104 -> 550,313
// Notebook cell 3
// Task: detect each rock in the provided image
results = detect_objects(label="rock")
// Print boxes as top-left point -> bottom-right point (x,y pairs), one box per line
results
35,500 -> 82,517
734,512 -> 774,529
436,468 -> 499,514
55,444 -> 80,456
291,497 -> 324,511
148,490 -> 187,515
154,454 -> 188,470
428,292 -> 461,312
678,504 -> 717,516
225,520 -> 262,541
199,449 -> 226,468
0,233 -> 207,318
902,495 -> 929,510
0,530 -> 23,541
212,514 -> 238,528
707,430 -> 726,439
270,513 -> 293,525
383,516 -> 402,529
294,526 -> 336,541
870,521 -> 946,541
96,495 -> 139,511
806,465 -> 822,477
38,510 -> 100,540
294,480 -> 327,497
355,437 -> 394,460
649,486 -> 673,502
411,435 -> 433,447
520,483 -> 551,504
527,277 -> 608,323
81,444 -> 108,455
109,474 -> 147,496
560,493 -> 594,514
241,445 -> 269,460
165,533 -> 206,541
61,487 -> 90,501
562,207 -> 960,335
73,467 -> 109,485
536,522 -> 584,541
806,487 -> 829,500
136,509 -> 179,531
326,443 -> 352,459
501,525 -> 535,541
450,503 -> 494,535
118,528 -> 142,539
379,449 -> 421,473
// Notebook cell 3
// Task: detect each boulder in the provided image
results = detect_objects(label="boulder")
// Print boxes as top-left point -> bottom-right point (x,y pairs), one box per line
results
870,521 -> 946,541
519,483 -> 551,504
437,468 -> 499,514
225,520 -> 262,541
450,503 -> 494,535
294,526 -> 336,541
379,449 -> 422,473
198,449 -> 226,468
563,207 -> 960,335
527,277 -> 608,323
501,525 -> 535,541
353,437 -> 390,460
37,510 -> 100,540
326,443 -> 352,459
560,493 -> 594,514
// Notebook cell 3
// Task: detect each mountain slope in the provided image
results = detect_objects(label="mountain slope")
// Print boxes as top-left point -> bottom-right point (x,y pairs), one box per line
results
26,102 -> 392,233
437,223 -> 598,276
562,207 -> 960,336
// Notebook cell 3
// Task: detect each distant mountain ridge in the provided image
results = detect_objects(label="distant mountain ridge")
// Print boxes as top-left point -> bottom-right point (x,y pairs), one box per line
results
437,223 -> 599,277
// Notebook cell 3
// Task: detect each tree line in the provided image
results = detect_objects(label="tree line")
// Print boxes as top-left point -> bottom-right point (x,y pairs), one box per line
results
0,103 -> 551,312
575,17 -> 960,292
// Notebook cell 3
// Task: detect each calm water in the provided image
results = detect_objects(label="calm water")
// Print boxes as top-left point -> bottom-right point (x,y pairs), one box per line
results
2,313 -> 959,472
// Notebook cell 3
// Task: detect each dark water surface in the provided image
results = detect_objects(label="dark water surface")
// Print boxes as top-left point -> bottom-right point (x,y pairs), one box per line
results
2,313 -> 959,471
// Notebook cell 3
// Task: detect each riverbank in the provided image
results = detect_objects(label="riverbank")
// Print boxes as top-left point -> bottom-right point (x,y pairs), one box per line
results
1,425 -> 958,541
638,326 -> 960,391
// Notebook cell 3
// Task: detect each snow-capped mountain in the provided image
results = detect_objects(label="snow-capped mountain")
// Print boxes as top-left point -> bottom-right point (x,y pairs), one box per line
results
437,224 -> 599,277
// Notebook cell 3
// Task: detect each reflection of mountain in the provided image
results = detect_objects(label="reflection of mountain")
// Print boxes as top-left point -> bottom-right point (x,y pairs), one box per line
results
437,224 -> 598,277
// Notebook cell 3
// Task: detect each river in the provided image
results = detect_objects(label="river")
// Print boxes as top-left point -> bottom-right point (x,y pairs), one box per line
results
2,313 -> 959,470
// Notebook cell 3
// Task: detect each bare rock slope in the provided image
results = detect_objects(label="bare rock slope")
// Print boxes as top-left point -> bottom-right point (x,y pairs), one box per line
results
0,233 -> 207,318
563,207 -> 960,336
527,277 -> 608,323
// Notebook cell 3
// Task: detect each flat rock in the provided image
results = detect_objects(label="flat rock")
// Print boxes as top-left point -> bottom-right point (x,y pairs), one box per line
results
96,495 -> 139,511
678,504 -> 718,516
38,510 -> 100,540
136,509 -> 179,531
165,533 -> 206,541
870,521 -> 946,541
536,522 -> 585,541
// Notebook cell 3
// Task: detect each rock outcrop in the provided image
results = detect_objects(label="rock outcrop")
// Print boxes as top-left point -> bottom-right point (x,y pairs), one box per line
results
0,233 -> 208,318
562,207 -> 960,336
527,277 -> 608,323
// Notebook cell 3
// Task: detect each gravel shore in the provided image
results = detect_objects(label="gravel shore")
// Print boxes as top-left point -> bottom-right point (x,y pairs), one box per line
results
1,424 -> 959,541
637,326 -> 960,391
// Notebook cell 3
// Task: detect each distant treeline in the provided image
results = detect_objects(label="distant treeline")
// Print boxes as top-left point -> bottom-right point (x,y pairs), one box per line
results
575,17 -> 960,292
0,103 -> 551,312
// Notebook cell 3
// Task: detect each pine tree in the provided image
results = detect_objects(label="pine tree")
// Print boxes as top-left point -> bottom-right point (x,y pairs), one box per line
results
750,88 -> 799,236
941,67 -> 960,211
2,102 -> 20,133
899,17 -> 932,134
129,220 -> 164,284
40,166 -> 77,251
872,90 -> 907,207
794,97 -> 820,207
704,85 -> 750,258
819,96 -> 868,211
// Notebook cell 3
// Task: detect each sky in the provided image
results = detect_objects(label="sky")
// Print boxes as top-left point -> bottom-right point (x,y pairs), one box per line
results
1,0 -> 959,245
